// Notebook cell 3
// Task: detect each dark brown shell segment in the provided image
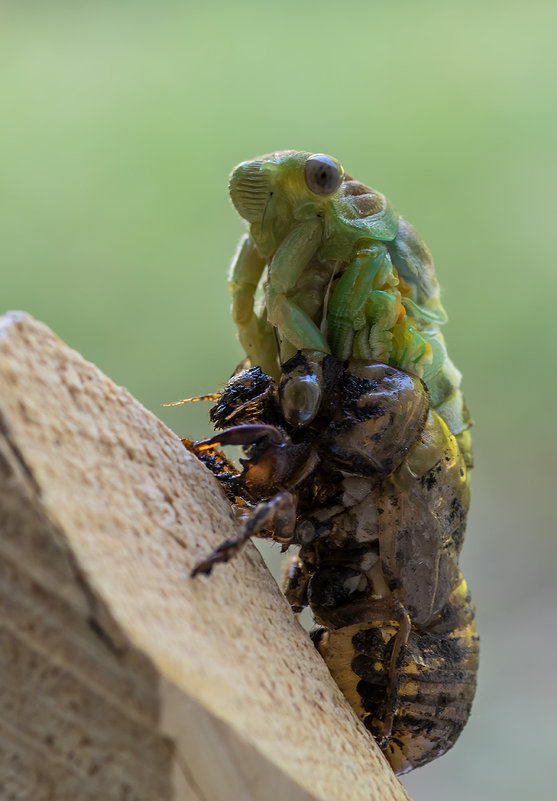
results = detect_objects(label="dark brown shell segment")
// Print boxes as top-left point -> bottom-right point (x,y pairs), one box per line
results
318,575 -> 478,775
322,362 -> 430,476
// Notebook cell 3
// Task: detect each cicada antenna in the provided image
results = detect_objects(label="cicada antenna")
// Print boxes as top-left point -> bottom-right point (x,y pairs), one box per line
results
164,359 -> 253,408
162,393 -> 221,407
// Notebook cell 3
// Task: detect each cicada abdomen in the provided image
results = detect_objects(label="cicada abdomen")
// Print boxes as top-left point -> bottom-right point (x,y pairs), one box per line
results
315,575 -> 479,774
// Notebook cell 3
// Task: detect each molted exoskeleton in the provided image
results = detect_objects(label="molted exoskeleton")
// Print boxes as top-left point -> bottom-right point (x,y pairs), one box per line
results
187,355 -> 478,774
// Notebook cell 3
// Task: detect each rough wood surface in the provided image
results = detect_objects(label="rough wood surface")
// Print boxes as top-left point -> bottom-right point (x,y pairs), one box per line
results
0,312 -> 411,801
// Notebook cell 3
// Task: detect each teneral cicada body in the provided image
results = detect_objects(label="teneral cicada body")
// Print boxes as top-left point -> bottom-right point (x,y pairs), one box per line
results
188,355 -> 479,774
226,151 -> 472,455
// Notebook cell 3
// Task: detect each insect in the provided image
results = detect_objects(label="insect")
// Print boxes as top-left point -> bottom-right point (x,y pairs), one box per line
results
227,150 -> 471,463
184,152 -> 478,774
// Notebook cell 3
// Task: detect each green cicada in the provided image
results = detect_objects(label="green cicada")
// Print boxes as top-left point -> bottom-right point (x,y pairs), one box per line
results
185,151 -> 478,774
227,150 -> 471,464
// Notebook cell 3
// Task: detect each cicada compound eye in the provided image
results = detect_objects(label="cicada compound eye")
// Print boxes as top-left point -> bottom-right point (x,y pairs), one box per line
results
304,154 -> 344,196
279,373 -> 322,428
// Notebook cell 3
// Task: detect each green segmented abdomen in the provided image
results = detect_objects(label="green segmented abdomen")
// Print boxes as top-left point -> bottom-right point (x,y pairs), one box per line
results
387,216 -> 471,443
420,325 -> 472,446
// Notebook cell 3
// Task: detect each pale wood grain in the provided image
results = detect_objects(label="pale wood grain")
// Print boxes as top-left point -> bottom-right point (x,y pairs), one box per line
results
0,311 -> 411,801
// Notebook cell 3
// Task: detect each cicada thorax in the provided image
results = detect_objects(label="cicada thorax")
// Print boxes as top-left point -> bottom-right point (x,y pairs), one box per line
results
315,575 -> 479,775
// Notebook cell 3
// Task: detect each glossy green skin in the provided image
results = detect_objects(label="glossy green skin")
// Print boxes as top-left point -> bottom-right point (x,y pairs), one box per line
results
228,151 -> 471,442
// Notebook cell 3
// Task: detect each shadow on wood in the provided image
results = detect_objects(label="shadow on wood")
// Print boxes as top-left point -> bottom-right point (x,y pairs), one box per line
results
0,312 -> 410,801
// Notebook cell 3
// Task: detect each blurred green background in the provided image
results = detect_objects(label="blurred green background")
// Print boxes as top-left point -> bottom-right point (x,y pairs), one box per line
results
2,2 -> 556,799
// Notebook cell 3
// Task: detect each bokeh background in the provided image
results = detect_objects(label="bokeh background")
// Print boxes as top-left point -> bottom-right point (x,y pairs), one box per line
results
2,2 -> 556,799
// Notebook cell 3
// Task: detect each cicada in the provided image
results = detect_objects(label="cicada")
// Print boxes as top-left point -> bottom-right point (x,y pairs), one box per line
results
184,152 -> 478,774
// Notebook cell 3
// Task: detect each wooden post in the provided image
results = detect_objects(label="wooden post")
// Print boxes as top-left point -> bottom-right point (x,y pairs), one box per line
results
0,312 -> 411,801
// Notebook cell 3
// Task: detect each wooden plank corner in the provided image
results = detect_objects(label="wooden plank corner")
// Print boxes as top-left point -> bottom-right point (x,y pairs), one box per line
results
0,311 -> 411,801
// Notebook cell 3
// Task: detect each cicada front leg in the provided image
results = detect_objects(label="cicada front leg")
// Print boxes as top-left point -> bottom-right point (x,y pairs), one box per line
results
190,423 -> 298,576
266,217 -> 329,358
191,489 -> 297,576
229,235 -> 278,378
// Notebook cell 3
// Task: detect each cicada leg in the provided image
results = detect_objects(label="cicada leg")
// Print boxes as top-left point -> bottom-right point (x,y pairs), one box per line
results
312,599 -> 408,751
229,235 -> 279,378
282,554 -> 311,613
182,438 -> 238,490
266,218 -> 329,357
363,289 -> 398,362
328,243 -> 391,361
389,318 -> 431,375
191,490 -> 297,576
194,424 -> 286,450
370,600 -> 412,748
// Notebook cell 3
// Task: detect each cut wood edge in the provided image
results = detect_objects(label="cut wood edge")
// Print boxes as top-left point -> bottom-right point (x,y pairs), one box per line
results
0,311 -> 411,801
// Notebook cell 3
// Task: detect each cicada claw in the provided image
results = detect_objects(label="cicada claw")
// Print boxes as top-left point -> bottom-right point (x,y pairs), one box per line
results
191,538 -> 242,577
